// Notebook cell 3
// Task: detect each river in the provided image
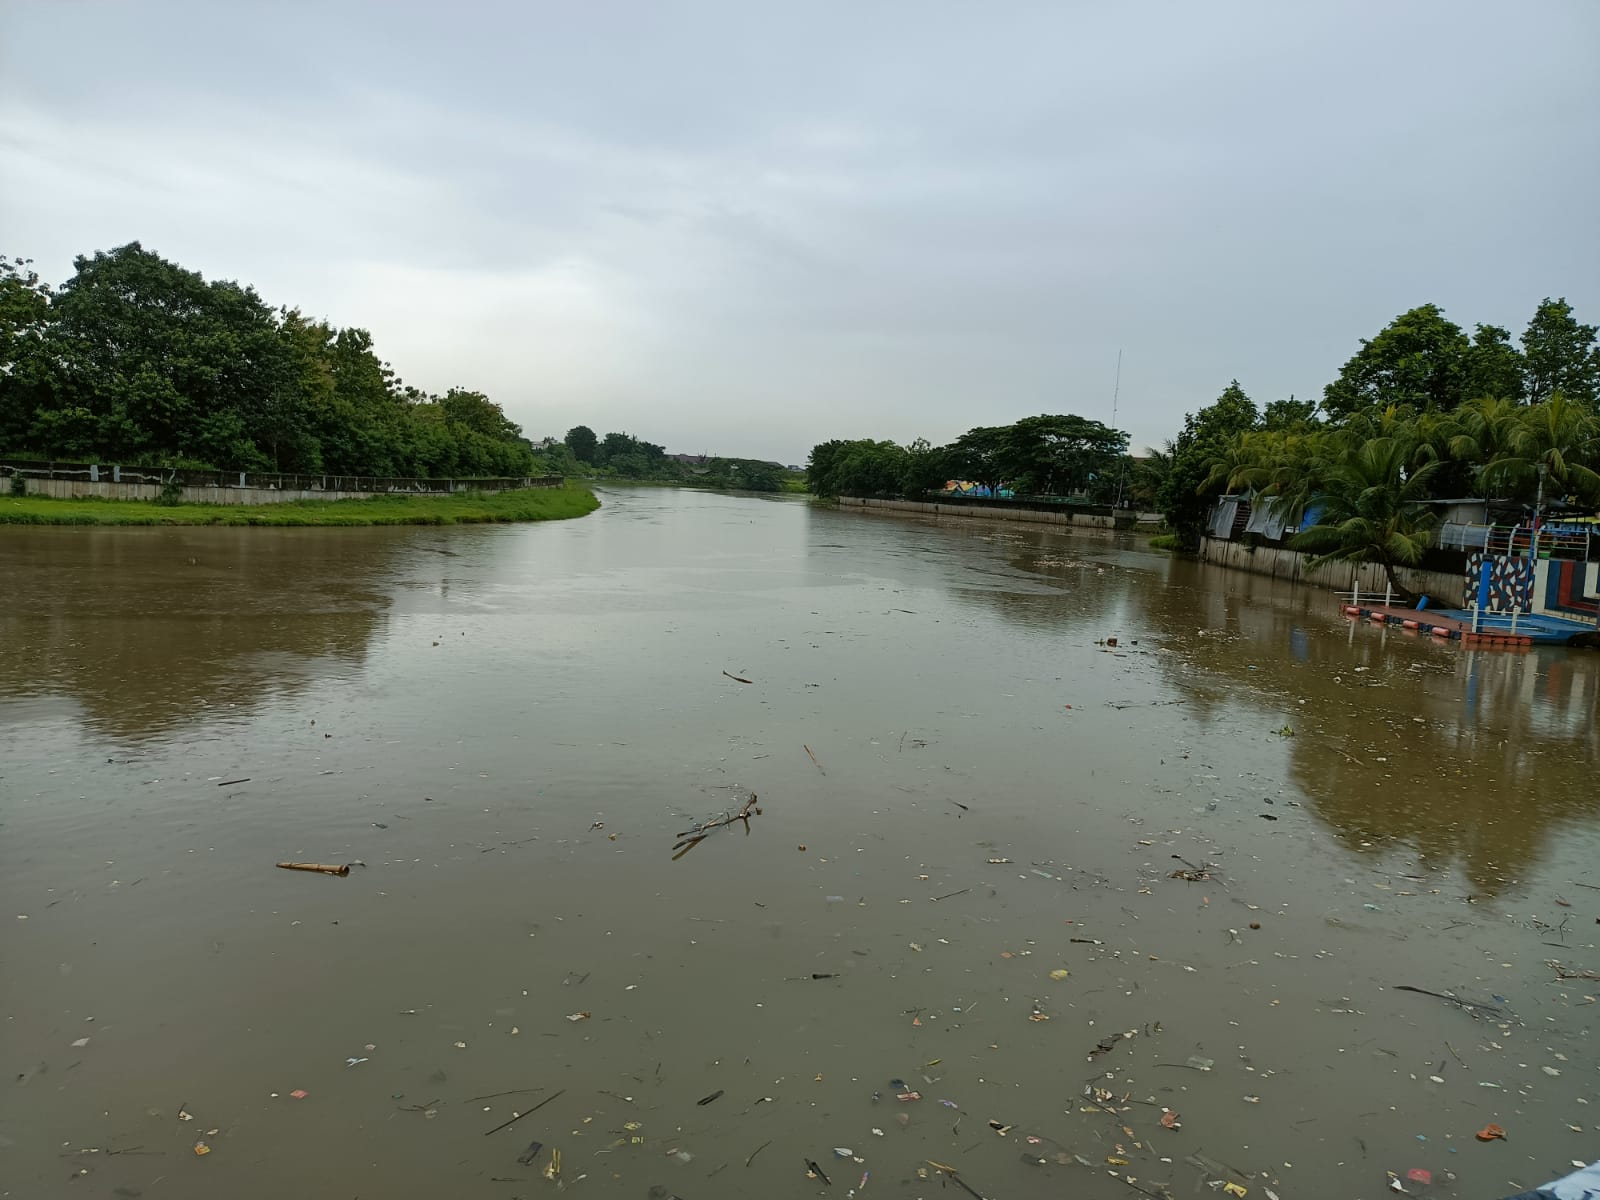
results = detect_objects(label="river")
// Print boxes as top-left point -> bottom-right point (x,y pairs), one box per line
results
2,486 -> 1596,1200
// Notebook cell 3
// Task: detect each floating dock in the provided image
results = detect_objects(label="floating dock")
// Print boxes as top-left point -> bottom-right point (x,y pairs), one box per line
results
1341,604 -> 1593,647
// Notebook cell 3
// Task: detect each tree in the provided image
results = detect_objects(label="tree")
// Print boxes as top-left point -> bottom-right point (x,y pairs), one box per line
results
1003,414 -> 1127,497
565,424 -> 598,465
1201,425 -> 1328,526
1461,324 -> 1525,404
440,388 -> 522,443
1126,445 -> 1171,511
598,430 -> 636,467
320,326 -> 408,474
1158,381 -> 1260,547
1477,394 -> 1600,509
0,255 -> 57,450
900,437 -> 951,496
534,440 -> 579,476
1446,396 -> 1527,498
0,255 -> 52,374
30,243 -> 290,465
804,438 -> 908,497
1262,397 -> 1320,432
1522,298 -> 1600,409
947,425 -> 1011,496
1322,304 -> 1469,420
806,440 -> 851,497
1,243 -> 539,477
728,459 -> 782,491
1290,437 -> 1443,601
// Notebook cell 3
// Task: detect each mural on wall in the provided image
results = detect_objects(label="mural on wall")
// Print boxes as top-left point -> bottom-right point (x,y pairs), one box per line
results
942,481 -> 1014,498
1464,553 -> 1534,613
1542,559 -> 1600,622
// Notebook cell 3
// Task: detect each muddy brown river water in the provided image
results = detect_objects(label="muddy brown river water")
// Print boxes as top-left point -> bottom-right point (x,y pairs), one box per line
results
2,486 -> 1596,1200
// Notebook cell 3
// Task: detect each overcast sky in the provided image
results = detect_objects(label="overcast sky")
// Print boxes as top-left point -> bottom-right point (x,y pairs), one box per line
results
4,2 -> 1598,463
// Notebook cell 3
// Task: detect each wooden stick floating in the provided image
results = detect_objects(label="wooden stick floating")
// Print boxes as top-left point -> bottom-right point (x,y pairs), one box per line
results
671,792 -> 765,861
483,1087 -> 564,1136
276,862 -> 350,877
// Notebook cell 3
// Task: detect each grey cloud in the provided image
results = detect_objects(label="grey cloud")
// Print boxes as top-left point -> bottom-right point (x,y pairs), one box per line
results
2,0 -> 1597,462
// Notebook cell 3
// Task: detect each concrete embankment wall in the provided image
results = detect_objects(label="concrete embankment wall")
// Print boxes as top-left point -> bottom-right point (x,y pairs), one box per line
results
19,477 -> 562,505
839,495 -> 1120,530
1198,536 -> 1461,599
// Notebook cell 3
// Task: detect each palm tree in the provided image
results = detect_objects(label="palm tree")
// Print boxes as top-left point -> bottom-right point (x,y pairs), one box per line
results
1478,394 -> 1600,515
1290,436 -> 1443,601
1201,427 -> 1334,533
1446,395 -> 1531,499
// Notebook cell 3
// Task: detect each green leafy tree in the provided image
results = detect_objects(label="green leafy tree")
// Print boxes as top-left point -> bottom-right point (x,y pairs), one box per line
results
1322,304 -> 1469,421
597,431 -> 633,468
590,431 -> 668,477
33,243 -> 288,464
1461,324 -> 1525,403
269,309 -> 336,472
1262,397 -> 1320,432
806,439 -> 852,497
729,459 -> 783,491
1158,381 -> 1260,546
804,438 -> 909,497
535,439 -> 579,476
1003,414 -> 1127,497
1,243 -> 538,477
947,425 -> 1011,496
1522,297 -> 1600,409
0,256 -> 59,451
900,437 -> 951,496
565,424 -> 598,465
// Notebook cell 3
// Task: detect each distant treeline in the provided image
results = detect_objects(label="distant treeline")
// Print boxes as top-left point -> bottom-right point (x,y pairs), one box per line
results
807,414 -> 1129,502
558,425 -> 797,492
0,245 -> 543,478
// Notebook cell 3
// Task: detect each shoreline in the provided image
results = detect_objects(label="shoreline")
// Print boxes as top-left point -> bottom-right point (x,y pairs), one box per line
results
0,485 -> 600,527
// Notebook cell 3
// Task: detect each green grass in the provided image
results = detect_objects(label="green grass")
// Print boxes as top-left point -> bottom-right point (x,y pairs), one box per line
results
0,484 -> 600,527
1146,532 -> 1181,550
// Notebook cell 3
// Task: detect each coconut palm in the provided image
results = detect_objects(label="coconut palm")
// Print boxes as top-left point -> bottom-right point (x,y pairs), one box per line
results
1478,393 -> 1600,510
1200,428 -> 1330,527
1290,436 -> 1443,601
1446,395 -> 1532,499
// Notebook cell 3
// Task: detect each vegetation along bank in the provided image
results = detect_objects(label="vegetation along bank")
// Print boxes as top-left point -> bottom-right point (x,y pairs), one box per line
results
0,485 -> 599,527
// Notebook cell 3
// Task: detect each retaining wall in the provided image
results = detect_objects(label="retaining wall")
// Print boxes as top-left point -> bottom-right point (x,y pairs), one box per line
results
22,479 -> 421,504
839,495 -> 1122,530
1198,536 -> 1460,598
10,464 -> 564,506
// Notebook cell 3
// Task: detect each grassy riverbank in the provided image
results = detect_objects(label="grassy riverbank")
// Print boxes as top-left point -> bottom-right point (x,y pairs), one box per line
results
0,485 -> 600,526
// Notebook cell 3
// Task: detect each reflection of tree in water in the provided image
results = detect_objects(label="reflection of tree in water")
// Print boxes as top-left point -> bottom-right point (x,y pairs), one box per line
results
813,513 -> 1596,892
1,528 -> 403,741
1139,556 -> 1600,893
1293,651 -> 1599,892
941,540 -> 1139,633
